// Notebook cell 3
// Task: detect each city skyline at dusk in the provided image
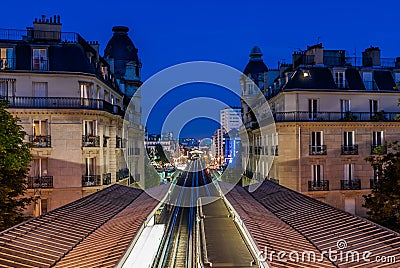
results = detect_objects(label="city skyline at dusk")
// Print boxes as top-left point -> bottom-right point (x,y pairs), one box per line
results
4,0 -> 400,138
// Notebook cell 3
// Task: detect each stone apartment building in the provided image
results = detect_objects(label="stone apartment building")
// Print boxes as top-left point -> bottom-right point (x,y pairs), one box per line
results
0,15 -> 144,216
241,44 -> 400,216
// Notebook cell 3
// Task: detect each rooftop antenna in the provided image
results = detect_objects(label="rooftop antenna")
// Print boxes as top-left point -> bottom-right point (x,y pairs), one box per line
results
354,47 -> 357,66
317,36 -> 321,44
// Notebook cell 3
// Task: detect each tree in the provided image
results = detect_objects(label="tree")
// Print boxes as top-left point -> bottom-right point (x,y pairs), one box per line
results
363,142 -> 400,232
0,100 -> 33,231
154,143 -> 169,165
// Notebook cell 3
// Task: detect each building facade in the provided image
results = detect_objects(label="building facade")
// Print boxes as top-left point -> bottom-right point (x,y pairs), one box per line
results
212,107 -> 242,167
0,15 -> 144,216
241,44 -> 400,216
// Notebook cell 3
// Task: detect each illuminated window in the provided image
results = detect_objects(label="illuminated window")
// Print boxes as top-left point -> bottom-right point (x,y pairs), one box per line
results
32,48 -> 48,70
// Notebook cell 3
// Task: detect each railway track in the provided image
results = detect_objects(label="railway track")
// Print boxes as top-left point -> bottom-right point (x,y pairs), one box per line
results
153,159 -> 217,268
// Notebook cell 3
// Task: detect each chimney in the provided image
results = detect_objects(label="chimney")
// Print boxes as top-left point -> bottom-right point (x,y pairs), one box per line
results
362,46 -> 381,67
89,41 -> 100,54
32,14 -> 62,41
305,43 -> 323,65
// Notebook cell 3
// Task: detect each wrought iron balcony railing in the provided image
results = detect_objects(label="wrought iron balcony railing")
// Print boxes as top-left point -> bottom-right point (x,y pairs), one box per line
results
0,28 -> 79,42
340,179 -> 361,190
308,180 -> 329,191
82,135 -> 100,147
28,135 -> 51,148
341,145 -> 359,155
82,175 -> 101,187
27,176 -> 53,189
116,168 -> 130,182
309,145 -> 327,155
269,111 -> 399,122
371,144 -> 387,155
4,96 -> 125,116
103,173 -> 111,185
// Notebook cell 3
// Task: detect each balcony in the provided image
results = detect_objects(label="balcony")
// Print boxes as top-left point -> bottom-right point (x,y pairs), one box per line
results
371,144 -> 387,155
341,145 -> 358,155
103,173 -> 111,185
27,176 -> 53,189
29,135 -> 51,148
271,111 -> 399,122
82,175 -> 101,187
82,135 -> 100,147
308,180 -> 329,191
340,179 -> 361,190
0,28 -> 79,42
4,96 -> 125,116
309,145 -> 327,155
116,168 -> 129,182
0,57 -> 14,70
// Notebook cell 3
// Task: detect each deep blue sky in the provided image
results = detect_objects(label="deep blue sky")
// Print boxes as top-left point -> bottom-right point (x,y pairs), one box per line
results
4,0 -> 400,138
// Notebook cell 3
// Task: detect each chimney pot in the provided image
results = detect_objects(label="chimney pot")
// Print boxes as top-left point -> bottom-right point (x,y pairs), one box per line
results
57,15 -> 60,24
50,17 -> 52,23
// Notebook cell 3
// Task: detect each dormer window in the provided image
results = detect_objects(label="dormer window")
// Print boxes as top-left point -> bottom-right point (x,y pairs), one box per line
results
0,48 -> 14,70
335,71 -> 345,88
32,48 -> 48,71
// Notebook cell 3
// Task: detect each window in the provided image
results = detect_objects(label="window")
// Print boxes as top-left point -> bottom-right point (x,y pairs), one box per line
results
85,157 -> 97,176
363,72 -> 373,90
80,82 -> 94,106
32,48 -> 48,70
369,99 -> 378,116
308,99 -> 318,120
32,158 -> 48,177
0,48 -> 14,70
343,131 -> 355,146
33,82 -> 48,107
340,99 -> 350,116
372,131 -> 383,146
312,165 -> 323,184
335,71 -> 345,88
0,79 -> 16,98
83,120 -> 97,136
33,120 -> 48,136
311,131 -> 324,154
246,83 -> 254,95
344,163 -> 354,182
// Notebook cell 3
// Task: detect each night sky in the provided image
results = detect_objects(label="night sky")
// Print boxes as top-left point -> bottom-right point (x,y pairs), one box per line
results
5,0 -> 400,138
